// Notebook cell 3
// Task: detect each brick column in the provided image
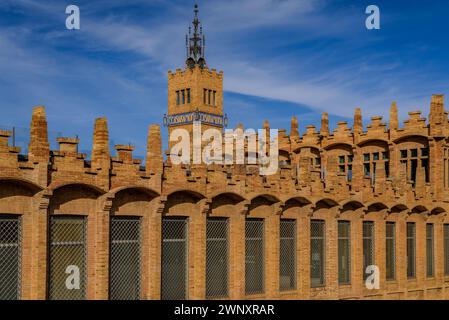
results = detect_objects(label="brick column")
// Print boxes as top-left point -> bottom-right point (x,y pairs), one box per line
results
266,203 -> 282,298
147,197 -> 164,299
353,212 -> 363,297
229,201 -> 248,299
396,212 -> 408,297
30,190 -> 51,299
191,199 -> 209,299
298,208 -> 312,299
94,194 -> 114,300
326,208 -> 338,299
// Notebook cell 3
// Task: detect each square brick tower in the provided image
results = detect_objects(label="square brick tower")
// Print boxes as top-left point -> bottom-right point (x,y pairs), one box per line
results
165,4 -> 225,149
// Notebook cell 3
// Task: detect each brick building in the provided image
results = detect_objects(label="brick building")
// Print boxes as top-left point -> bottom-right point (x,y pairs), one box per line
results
1,5 -> 449,300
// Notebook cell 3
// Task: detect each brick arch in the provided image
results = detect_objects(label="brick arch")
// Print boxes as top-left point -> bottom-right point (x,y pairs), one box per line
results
366,201 -> 389,213
430,206 -> 446,216
0,177 -> 43,194
164,190 -> 205,215
283,196 -> 311,207
393,134 -> 429,145
292,145 -> 320,155
49,181 -> 107,195
0,178 -> 42,214
211,191 -> 246,203
324,142 -> 353,152
314,198 -> 339,209
49,183 -> 105,215
248,194 -> 280,216
211,192 -> 245,208
358,139 -> 389,154
110,187 -> 159,216
390,203 -> 409,214
357,138 -> 390,147
410,204 -> 429,215
340,200 -> 365,212
281,196 -> 311,217
210,192 -> 246,216
166,189 -> 205,201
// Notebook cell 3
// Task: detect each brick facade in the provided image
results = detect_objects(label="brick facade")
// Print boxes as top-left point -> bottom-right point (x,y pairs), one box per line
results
1,7 -> 449,300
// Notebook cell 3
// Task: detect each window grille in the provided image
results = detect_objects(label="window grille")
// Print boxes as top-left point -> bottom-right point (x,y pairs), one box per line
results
206,218 -> 228,298
161,217 -> 188,300
49,216 -> 87,300
310,220 -> 325,287
245,219 -> 264,295
426,223 -> 434,277
407,222 -> 416,278
0,215 -> 21,300
385,222 -> 396,280
338,221 -> 350,284
109,217 -> 141,300
363,221 -> 375,280
444,224 -> 449,276
280,219 -> 296,291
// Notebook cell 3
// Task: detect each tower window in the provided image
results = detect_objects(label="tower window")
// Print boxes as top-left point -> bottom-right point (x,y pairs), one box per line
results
204,89 -> 207,104
176,91 -> 180,105
181,90 -> 185,104
212,91 -> 216,106
186,89 -> 191,104
208,90 -> 211,105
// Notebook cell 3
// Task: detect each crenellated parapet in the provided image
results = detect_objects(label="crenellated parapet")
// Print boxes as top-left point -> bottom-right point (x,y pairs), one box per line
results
0,94 -> 448,210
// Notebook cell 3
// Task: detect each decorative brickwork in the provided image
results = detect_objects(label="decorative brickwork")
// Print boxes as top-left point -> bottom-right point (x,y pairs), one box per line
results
0,5 -> 448,301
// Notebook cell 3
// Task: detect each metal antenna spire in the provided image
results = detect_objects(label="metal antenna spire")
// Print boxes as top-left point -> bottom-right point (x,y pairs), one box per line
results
185,2 -> 206,68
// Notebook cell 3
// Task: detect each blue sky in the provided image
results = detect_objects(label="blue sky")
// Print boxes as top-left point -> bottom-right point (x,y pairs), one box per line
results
0,0 -> 448,158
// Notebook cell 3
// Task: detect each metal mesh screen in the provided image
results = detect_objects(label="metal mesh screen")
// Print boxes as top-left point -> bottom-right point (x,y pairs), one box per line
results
444,224 -> 449,276
49,216 -> 87,300
161,217 -> 188,300
110,217 -> 142,300
385,222 -> 396,280
206,218 -> 229,299
310,220 -> 325,287
406,222 -> 416,278
245,219 -> 264,295
426,223 -> 434,277
338,221 -> 350,285
0,215 -> 21,300
362,221 -> 375,280
280,219 -> 296,291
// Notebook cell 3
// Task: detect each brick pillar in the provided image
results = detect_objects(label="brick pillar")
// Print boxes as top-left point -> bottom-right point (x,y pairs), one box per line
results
396,212 -> 408,297
191,200 -> 209,299
147,197 -> 165,299
229,201 -> 248,299
352,147 -> 363,192
434,216 -> 444,290
353,212 -> 363,297
28,106 -> 50,187
326,209 -> 338,299
146,125 -> 163,175
94,194 -> 113,300
266,204 -> 281,298
298,207 -> 312,299
29,190 -> 51,299
376,213 -> 387,297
